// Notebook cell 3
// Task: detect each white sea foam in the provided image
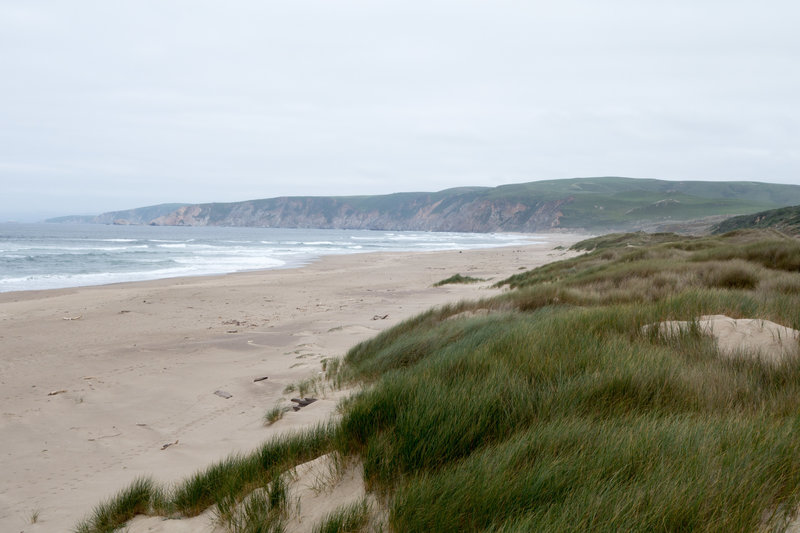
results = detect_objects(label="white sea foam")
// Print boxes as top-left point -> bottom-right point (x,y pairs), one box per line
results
0,224 -> 546,293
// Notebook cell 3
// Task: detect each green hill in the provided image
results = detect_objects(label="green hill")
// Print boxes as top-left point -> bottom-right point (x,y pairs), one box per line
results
48,177 -> 800,233
485,177 -> 800,230
712,204 -> 800,236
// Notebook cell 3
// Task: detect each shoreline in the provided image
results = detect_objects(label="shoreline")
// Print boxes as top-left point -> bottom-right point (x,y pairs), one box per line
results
0,223 -> 553,295
0,237 -> 550,299
0,236 -> 585,531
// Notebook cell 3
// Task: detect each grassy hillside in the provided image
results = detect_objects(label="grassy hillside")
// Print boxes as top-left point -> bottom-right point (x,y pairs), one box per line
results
712,205 -> 800,236
57,177 -> 800,232
77,229 -> 800,532
202,178 -> 800,231
485,177 -> 800,229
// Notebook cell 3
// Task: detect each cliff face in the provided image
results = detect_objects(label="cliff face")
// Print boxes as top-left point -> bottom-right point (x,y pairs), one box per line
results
149,195 -> 570,232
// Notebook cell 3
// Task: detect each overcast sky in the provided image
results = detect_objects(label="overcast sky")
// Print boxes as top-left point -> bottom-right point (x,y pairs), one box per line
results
1,1 -> 799,221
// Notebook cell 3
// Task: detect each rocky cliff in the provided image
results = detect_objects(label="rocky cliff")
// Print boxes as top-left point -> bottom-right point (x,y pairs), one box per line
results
149,194 -> 570,232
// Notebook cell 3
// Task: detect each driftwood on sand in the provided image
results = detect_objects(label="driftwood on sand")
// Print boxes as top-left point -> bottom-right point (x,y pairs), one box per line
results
290,397 -> 317,411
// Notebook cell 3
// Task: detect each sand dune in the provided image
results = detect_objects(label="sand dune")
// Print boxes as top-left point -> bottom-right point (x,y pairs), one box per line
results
0,238 -> 583,532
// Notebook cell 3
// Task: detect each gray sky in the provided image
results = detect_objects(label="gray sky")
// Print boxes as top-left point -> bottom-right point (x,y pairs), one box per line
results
2,1 -> 799,221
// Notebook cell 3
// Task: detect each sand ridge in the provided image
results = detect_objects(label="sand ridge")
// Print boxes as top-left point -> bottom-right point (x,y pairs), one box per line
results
0,237 -> 584,532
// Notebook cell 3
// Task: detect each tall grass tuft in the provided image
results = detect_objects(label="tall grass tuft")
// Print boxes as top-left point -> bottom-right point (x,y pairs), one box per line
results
697,259 -> 761,289
263,404 -> 286,426
172,422 -> 336,517
73,477 -> 159,533
215,473 -> 289,533
312,498 -> 371,533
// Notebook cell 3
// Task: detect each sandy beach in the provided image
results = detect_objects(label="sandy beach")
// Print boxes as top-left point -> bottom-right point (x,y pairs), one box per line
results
0,236 -> 583,532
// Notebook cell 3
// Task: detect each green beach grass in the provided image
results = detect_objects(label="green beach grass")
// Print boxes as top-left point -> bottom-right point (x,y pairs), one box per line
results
312,498 -> 371,533
75,229 -> 800,532
433,274 -> 486,287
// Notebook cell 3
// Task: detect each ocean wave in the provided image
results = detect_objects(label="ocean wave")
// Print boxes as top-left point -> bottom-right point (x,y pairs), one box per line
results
0,257 -> 288,292
0,224 -> 549,292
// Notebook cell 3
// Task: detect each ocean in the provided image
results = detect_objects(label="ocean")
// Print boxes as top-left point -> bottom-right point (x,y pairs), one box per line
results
0,223 -> 542,293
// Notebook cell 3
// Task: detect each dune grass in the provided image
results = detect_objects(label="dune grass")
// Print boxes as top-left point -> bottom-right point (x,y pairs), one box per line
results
433,274 -> 486,286
76,229 -> 800,532
331,229 -> 800,531
215,473 -> 289,533
73,423 -> 337,532
312,498 -> 371,533
283,375 -> 325,397
263,404 -> 286,426
337,303 -> 800,531
171,422 -> 335,518
74,477 -> 163,533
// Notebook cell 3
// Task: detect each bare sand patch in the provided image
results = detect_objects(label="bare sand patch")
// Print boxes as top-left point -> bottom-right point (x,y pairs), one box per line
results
649,314 -> 799,364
